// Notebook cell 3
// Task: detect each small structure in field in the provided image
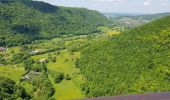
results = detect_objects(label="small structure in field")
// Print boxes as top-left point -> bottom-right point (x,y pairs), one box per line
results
0,47 -> 5,52
39,58 -> 48,63
29,50 -> 39,55
22,71 -> 41,80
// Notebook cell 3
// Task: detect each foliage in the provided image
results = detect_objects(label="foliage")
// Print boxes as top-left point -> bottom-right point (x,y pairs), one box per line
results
0,76 -> 30,100
65,74 -> 71,80
23,59 -> 47,72
29,74 -> 55,99
11,52 -> 30,64
78,16 -> 170,97
0,66 -> 25,82
0,54 -> 6,65
49,70 -> 64,83
0,0 -> 108,47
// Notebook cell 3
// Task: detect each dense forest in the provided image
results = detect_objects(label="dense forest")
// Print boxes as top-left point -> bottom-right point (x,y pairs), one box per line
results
77,16 -> 170,97
0,0 -> 108,46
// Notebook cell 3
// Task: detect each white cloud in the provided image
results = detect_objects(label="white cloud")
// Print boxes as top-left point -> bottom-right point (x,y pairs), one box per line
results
143,0 -> 152,6
143,2 -> 149,6
161,3 -> 167,6
159,0 -> 169,6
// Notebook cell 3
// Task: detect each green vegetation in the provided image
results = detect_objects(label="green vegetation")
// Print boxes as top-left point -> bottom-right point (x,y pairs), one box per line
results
27,74 -> 55,100
0,76 -> 30,100
0,0 -> 108,46
22,62 -> 55,99
0,66 -> 25,82
1,0 -> 170,99
78,16 -> 170,97
49,70 -> 64,83
0,34 -> 91,99
0,1 -> 107,99
46,50 -> 85,100
49,75 -> 84,100
20,81 -> 34,94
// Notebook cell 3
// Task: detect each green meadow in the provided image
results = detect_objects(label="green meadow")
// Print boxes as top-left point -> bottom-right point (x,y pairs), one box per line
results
0,66 -> 25,82
30,38 -> 86,100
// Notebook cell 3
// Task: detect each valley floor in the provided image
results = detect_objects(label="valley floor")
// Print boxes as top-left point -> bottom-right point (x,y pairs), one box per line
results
32,50 -> 85,100
0,27 -> 120,100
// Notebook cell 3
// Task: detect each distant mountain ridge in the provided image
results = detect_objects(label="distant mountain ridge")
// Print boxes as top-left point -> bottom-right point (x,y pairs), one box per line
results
124,12 -> 170,20
103,12 -> 170,18
105,12 -> 170,28
0,0 -> 108,46
103,12 -> 146,18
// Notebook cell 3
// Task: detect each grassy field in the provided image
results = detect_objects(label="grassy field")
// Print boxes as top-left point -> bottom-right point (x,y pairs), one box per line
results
7,46 -> 21,53
47,50 -> 79,73
0,46 -> 21,59
31,52 -> 50,61
0,66 -> 25,82
49,75 -> 85,100
106,30 -> 120,36
20,81 -> 34,94
47,50 -> 85,100
98,26 -> 120,36
31,48 -> 85,100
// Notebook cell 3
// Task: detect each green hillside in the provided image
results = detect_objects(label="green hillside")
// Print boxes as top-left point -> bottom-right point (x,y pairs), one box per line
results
0,0 -> 108,46
130,13 -> 170,20
77,16 -> 170,97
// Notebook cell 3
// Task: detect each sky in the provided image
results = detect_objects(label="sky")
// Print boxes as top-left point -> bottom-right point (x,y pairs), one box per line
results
37,0 -> 170,13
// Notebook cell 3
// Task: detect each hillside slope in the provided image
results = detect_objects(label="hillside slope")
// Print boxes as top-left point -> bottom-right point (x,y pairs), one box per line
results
0,0 -> 108,46
131,13 -> 170,20
78,16 -> 170,97
108,13 -> 170,28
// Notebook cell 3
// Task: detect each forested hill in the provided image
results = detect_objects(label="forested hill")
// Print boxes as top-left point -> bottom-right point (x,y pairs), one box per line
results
0,0 -> 108,46
107,12 -> 170,28
78,16 -> 170,97
128,13 -> 170,20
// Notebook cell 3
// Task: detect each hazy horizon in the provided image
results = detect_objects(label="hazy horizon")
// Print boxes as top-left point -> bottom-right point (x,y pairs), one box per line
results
36,0 -> 170,14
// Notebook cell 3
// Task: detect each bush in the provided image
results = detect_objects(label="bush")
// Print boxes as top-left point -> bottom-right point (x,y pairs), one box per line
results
0,77 -> 30,99
65,74 -> 71,80
30,74 -> 55,99
49,70 -> 64,83
54,73 -> 64,83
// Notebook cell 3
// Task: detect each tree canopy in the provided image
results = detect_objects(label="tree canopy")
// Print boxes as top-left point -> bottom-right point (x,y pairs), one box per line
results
77,16 -> 170,97
0,76 -> 30,99
0,0 -> 108,46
